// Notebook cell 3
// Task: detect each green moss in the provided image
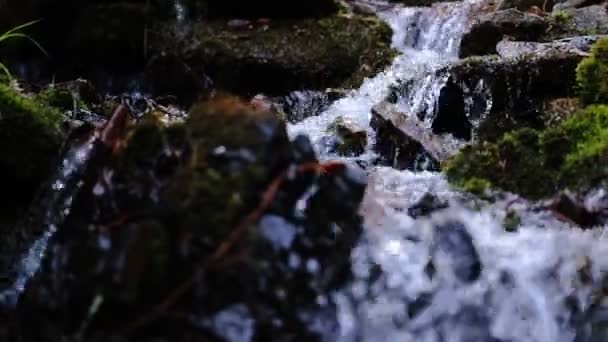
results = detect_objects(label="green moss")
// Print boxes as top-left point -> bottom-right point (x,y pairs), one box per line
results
160,13 -> 396,94
549,11 -> 572,27
0,82 -> 64,211
445,105 -> 608,199
118,97 -> 289,248
503,210 -> 521,232
576,37 -> 608,105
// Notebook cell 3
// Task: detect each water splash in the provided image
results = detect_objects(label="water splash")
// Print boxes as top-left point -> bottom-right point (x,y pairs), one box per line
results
336,168 -> 608,342
287,1 -> 474,161
287,1 -> 608,341
0,136 -> 97,306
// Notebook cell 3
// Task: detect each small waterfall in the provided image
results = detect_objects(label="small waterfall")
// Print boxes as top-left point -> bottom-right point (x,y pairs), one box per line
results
0,135 -> 97,306
285,1 -> 608,341
288,2 -> 474,160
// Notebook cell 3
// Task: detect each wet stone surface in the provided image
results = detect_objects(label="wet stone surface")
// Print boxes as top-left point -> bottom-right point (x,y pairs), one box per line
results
7,97 -> 366,341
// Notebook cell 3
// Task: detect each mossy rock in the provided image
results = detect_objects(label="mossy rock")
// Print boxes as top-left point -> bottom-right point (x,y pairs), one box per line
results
154,13 -> 396,95
576,36 -> 608,105
445,105 -> 608,199
16,95 -> 366,340
0,82 -> 64,213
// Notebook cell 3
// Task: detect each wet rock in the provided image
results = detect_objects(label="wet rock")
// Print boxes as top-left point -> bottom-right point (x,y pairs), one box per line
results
445,105 -> 608,199
370,102 -> 457,171
459,9 -> 547,57
67,3 -> 148,74
559,5 -> 608,35
202,0 -> 339,19
144,53 -> 212,105
408,193 -> 449,218
495,0 -> 547,11
495,36 -> 604,58
328,116 -> 368,157
433,75 -> 472,140
552,0 -> 603,11
432,221 -> 482,283
0,82 -> 65,214
153,14 -> 395,96
445,50 -> 583,141
14,95 -> 365,341
548,191 -> 602,227
280,90 -> 332,123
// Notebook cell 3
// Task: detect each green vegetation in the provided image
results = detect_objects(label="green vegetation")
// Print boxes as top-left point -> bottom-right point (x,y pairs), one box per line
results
446,38 -> 608,199
445,105 -> 608,199
0,20 -> 47,79
0,82 -> 64,211
576,37 -> 608,105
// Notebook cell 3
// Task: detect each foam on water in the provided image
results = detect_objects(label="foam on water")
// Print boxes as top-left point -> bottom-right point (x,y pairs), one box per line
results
336,168 -> 608,341
289,1 -> 608,341
287,1 -> 475,161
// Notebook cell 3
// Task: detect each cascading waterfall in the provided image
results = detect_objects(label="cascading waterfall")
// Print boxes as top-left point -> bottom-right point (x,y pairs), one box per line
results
287,1 -> 608,342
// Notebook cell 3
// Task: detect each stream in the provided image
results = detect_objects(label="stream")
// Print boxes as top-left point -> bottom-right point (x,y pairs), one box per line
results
3,1 -> 608,341
289,1 -> 608,341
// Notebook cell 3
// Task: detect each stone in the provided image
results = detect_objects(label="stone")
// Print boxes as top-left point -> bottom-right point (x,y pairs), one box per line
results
432,75 -> 472,140
370,102 -> 458,170
328,116 -> 368,157
442,50 -> 583,141
152,13 -> 395,96
459,9 -> 548,57
496,35 -> 606,58
12,95 -> 366,341
495,0 -> 547,11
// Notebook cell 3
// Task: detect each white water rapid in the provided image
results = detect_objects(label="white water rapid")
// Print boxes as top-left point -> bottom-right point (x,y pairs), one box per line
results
288,2 -> 608,342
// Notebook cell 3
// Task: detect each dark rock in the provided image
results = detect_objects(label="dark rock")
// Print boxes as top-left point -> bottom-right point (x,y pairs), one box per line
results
144,53 -> 212,105
408,193 -> 449,218
0,83 -> 65,215
202,0 -> 339,19
563,5 -> 608,35
280,90 -> 331,123
495,0 -> 547,11
552,0 -> 603,11
371,102 -> 458,170
432,221 -> 482,283
152,14 -> 395,96
459,9 -> 548,57
12,96 -> 365,341
495,37 -> 601,58
328,116 -> 368,157
432,75 -> 472,140
547,191 -> 603,228
444,50 -> 583,141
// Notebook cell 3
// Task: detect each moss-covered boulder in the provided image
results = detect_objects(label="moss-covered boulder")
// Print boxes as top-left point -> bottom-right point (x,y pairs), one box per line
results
438,50 -> 583,141
459,9 -> 547,57
328,116 -> 368,157
153,13 -> 396,96
14,96 -> 366,341
0,82 -> 64,213
202,0 -> 339,19
576,36 -> 608,105
548,5 -> 608,38
445,105 -> 608,199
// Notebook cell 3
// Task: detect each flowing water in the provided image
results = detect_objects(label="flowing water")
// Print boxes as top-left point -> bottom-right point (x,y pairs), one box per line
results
287,1 -> 608,341
4,1 -> 608,341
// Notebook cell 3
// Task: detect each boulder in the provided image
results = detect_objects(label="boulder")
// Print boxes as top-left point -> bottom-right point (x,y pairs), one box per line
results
0,83 -> 65,215
12,95 -> 366,341
445,105 -> 608,200
441,50 -> 583,141
496,35 -> 607,58
459,9 -> 547,57
553,0 -> 605,12
370,102 -> 458,170
495,0 -> 546,11
202,0 -> 339,19
328,116 -> 368,157
152,14 -> 395,96
547,5 -> 608,38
